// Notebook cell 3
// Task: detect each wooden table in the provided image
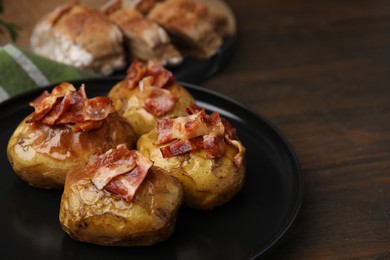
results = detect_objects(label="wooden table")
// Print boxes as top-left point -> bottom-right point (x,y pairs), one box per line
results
1,0 -> 390,259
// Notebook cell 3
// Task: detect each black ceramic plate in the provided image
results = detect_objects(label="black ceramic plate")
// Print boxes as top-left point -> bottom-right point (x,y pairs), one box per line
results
0,79 -> 303,260
113,37 -> 236,85
168,37 -> 236,84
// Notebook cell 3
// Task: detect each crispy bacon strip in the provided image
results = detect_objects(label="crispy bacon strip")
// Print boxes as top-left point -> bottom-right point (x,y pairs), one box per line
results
157,106 -> 245,168
105,151 -> 153,201
124,60 -> 175,89
41,87 -> 73,125
88,144 -> 137,189
88,144 -> 153,202
160,139 -> 194,158
124,60 -> 177,116
30,82 -> 76,120
146,61 -> 174,88
205,111 -> 226,136
160,136 -> 203,158
140,86 -> 178,116
156,110 -> 209,144
202,134 -> 226,159
225,134 -> 246,168
125,60 -> 148,89
29,83 -> 114,131
54,86 -> 87,124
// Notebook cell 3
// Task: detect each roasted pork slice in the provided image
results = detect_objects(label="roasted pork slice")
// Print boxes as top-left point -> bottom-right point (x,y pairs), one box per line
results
103,4 -> 183,66
148,0 -> 222,59
194,0 -> 236,37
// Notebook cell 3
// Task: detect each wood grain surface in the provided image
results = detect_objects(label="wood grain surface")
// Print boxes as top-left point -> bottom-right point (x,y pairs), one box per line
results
1,0 -> 390,259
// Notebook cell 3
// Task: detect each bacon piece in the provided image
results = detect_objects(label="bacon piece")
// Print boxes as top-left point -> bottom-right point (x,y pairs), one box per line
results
190,136 -> 204,150
55,86 -> 114,124
221,117 -> 237,139
160,136 -> 204,158
160,139 -> 194,158
156,110 -> 209,144
41,88 -> 73,125
124,60 -> 175,89
88,144 -> 153,202
156,105 -> 245,168
89,144 -> 137,189
225,134 -> 246,168
105,151 -> 153,201
30,82 -> 76,121
147,61 -> 174,88
205,112 -> 225,136
140,86 -> 177,116
92,162 -> 137,190
125,60 -> 148,89
202,134 -> 226,159
84,96 -> 115,121
56,86 -> 88,124
185,103 -> 202,115
124,60 -> 177,116
29,83 -> 114,131
29,90 -> 50,115
123,60 -> 178,116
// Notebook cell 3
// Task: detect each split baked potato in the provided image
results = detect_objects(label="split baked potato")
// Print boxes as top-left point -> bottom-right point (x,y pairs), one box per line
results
59,144 -> 183,246
7,83 -> 136,189
108,60 -> 195,136
137,106 -> 246,209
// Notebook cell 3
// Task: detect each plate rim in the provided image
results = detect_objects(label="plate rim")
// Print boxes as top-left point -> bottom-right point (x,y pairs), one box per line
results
181,82 -> 304,259
0,78 -> 303,259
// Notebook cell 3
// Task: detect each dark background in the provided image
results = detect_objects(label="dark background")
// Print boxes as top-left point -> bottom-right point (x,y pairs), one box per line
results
1,0 -> 390,259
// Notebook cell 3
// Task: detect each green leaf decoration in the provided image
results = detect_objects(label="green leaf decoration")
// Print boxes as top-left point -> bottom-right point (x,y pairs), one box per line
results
0,0 -> 21,42
1,21 -> 20,41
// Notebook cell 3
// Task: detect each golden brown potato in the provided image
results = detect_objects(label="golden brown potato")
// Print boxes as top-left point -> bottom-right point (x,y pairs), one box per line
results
108,60 -> 195,136
7,83 -> 136,189
59,146 -> 183,246
137,107 -> 246,209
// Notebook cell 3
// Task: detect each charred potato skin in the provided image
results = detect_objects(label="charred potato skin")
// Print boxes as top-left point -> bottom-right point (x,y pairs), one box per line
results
137,129 -> 246,210
108,81 -> 195,136
59,166 -> 183,246
7,113 -> 136,189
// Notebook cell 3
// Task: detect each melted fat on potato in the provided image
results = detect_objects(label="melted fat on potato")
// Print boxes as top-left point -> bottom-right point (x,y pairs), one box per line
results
7,113 -> 136,189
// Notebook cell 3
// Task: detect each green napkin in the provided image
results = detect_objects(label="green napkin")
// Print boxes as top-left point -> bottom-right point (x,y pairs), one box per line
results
0,44 -> 98,103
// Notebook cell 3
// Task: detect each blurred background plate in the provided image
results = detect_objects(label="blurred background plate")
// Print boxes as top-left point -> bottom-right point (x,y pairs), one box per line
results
113,36 -> 236,85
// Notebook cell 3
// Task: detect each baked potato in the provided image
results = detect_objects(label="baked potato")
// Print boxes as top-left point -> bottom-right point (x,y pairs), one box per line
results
7,83 -> 136,189
137,105 -> 246,209
108,60 -> 195,136
59,144 -> 183,246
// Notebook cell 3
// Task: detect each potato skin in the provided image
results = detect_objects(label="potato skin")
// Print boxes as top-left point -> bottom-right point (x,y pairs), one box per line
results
137,129 -> 246,210
7,113 -> 136,189
108,81 -> 195,136
59,166 -> 183,246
